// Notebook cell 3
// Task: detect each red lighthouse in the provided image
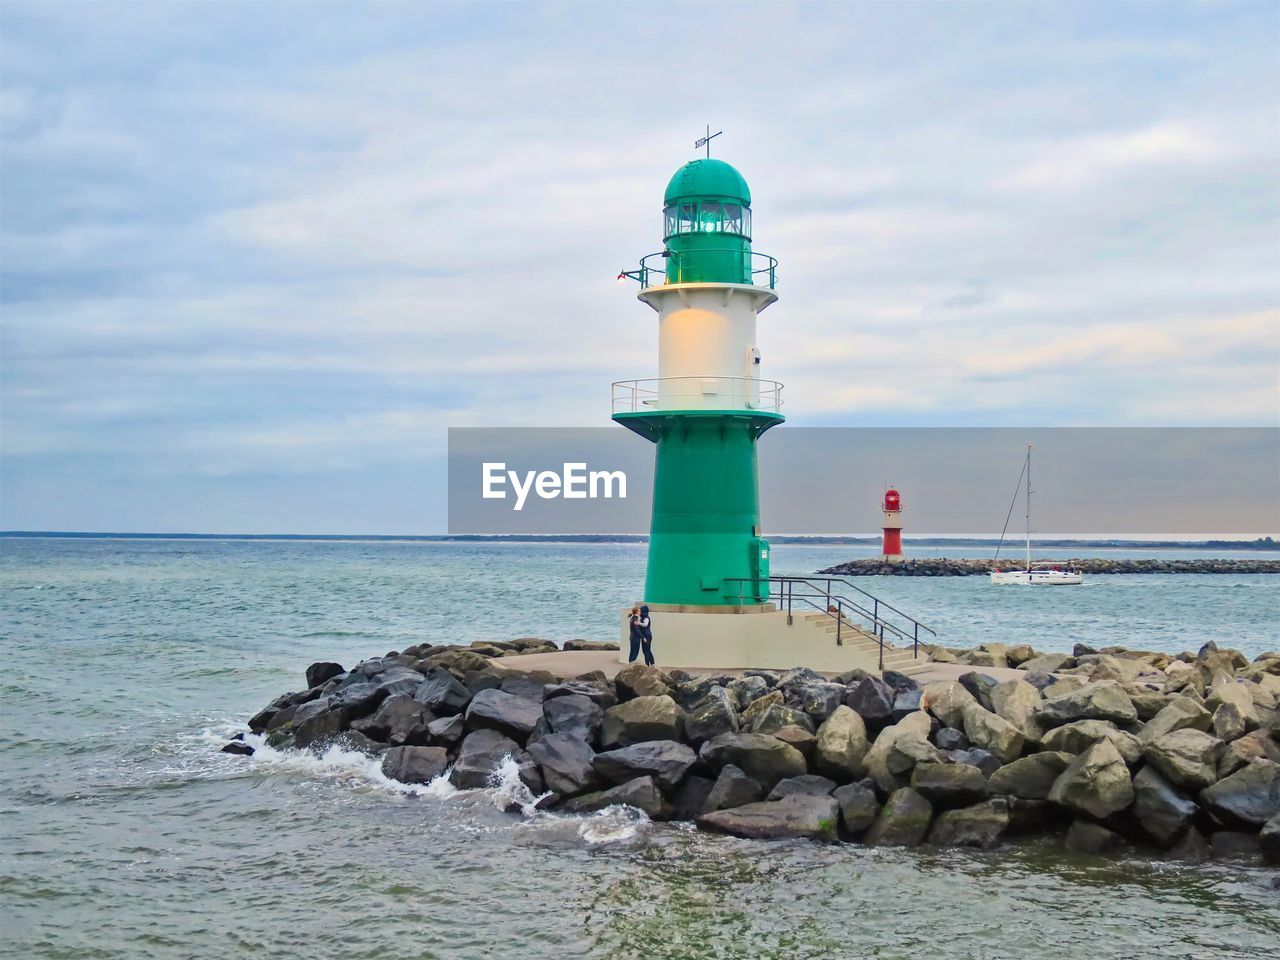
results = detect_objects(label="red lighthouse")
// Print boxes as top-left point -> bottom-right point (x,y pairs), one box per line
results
881,487 -> 904,561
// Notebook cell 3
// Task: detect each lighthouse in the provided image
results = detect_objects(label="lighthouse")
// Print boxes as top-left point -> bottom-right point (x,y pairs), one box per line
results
614,152 -> 782,647
881,487 -> 905,561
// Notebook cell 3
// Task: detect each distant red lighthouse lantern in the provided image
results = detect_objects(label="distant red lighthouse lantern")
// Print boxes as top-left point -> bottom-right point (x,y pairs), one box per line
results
881,487 -> 904,561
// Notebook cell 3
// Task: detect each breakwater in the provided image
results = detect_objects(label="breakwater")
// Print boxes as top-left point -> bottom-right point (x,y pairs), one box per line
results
819,558 -> 1280,576
230,637 -> 1280,863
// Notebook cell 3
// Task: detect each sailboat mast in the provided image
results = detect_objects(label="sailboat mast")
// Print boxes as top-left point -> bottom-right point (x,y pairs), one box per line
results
1024,444 -> 1032,573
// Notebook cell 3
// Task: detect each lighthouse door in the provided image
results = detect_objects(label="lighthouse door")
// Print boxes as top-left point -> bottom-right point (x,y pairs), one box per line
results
744,346 -> 761,408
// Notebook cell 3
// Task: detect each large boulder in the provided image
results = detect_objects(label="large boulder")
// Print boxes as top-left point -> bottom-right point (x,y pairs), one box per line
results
499,673 -> 549,703
1046,740 -> 1135,819
924,681 -> 977,729
958,672 -> 999,712
727,675 -> 770,711
542,693 -> 604,744
833,781 -> 879,834
305,661 -> 345,688
701,764 -> 765,813
526,732 -> 599,796
697,795 -> 839,842
600,695 -> 685,748
747,702 -> 816,736
844,677 -> 895,726
1138,697 -> 1212,745
414,666 -> 472,716
1207,677 -> 1259,725
426,714 -> 464,747
864,711 -> 936,794
450,729 -> 542,793
544,679 -> 617,709
1199,759 -> 1280,826
684,688 -> 740,745
1035,681 -> 1137,727
990,679 -> 1045,742
1018,653 -> 1073,674
910,762 -> 989,808
592,740 -> 697,791
1131,765 -> 1198,846
351,694 -> 432,745
766,774 -> 837,801
927,799 -> 1010,849
464,689 -> 542,743
380,745 -> 448,785
292,698 -> 349,749
962,701 -> 1025,764
1142,729 -> 1222,790
1042,719 -> 1141,765
1065,820 -> 1122,854
812,705 -> 869,781
613,664 -> 672,701
559,775 -> 669,819
1218,729 -> 1280,778
864,787 -> 933,847
698,732 -> 807,791
1260,813 -> 1280,864
783,679 -> 846,723
988,752 -> 1073,800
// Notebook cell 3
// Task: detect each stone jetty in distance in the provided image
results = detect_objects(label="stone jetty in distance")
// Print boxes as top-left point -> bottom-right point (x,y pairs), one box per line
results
820,558 -> 1280,577
228,637 -> 1280,865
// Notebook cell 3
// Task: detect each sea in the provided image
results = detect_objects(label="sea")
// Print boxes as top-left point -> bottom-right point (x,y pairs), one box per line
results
2,536 -> 1277,959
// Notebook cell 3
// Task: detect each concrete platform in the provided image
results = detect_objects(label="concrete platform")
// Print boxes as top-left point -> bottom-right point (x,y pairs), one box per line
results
489,649 -> 1029,685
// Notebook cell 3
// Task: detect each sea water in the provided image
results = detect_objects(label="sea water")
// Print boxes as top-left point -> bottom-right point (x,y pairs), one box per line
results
1,537 -> 1277,959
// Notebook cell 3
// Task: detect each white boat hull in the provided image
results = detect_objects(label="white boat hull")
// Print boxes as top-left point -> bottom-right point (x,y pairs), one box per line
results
990,569 -> 1084,585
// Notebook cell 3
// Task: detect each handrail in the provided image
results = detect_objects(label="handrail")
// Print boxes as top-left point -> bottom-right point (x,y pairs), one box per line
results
619,249 -> 779,290
723,575 -> 935,671
611,377 -> 784,415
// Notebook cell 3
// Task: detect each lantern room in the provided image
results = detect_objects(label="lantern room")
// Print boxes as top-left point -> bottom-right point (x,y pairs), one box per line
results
662,158 -> 753,285
884,488 -> 901,512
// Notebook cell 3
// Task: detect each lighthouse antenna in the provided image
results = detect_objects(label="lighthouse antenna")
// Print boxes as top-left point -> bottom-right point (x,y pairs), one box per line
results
694,125 -> 723,158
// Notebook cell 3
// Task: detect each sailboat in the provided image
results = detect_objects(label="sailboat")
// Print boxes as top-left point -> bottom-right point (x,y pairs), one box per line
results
990,444 -> 1083,585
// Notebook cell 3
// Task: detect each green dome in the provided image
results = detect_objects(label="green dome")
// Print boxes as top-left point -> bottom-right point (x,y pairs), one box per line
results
664,159 -> 751,206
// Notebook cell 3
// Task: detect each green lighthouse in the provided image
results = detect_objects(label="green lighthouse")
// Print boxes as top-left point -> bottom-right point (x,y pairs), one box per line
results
614,156 -> 783,608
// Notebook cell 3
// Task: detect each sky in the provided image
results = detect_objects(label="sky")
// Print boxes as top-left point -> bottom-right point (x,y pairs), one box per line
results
2,1 -> 1277,534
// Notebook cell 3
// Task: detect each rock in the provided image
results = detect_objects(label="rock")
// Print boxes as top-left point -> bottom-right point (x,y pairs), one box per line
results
833,781 -> 879,834
958,672 -> 999,712
1126,689 -> 1170,721
773,724 -> 817,756
684,688 -> 741,745
910,763 -> 989,808
882,670 -> 921,693
613,664 -> 672,701
450,729 -> 542,793
947,748 -> 1002,778
1260,813 -> 1280,864
739,690 -> 783,728
560,776 -> 669,818
1212,703 -> 1250,742
671,775 -> 716,821
865,711 -> 937,794
864,787 -> 933,847
891,689 -> 925,721
1210,831 -> 1262,860
305,661 -> 345,688
701,764 -> 765,813
426,713 -> 464,746
1042,676 -> 1087,699
334,730 -> 387,755
844,677 -> 895,725
990,679 -> 1045,742
544,679 -> 616,709
499,674 -> 548,702
928,799 -> 1010,848
592,740 -> 697,791
464,689 -> 542,743
812,705 -> 869,781
925,681 -> 977,729
1018,653 -> 1073,674
962,701 -> 1025,764
418,649 -> 491,675
959,649 -> 1005,669
351,694 -> 432,745
292,698 -> 349,749
698,732 -> 808,791
1139,697 -> 1212,744
1142,729 -> 1222,790
542,693 -> 604,744
526,733 -> 599,796
414,666 -> 472,716
1065,820 -> 1122,853
934,728 -> 969,751
766,774 -> 837,801
562,639 -> 619,652
1219,730 -> 1280,778
1168,826 -> 1211,862
1199,759 -> 1280,826
1207,677 -> 1259,725
1047,740 -> 1135,819
747,702 -> 816,736
988,752 -> 1073,800
1132,765 -> 1198,845
463,668 -> 505,694
697,794 -> 840,842
1035,681 -> 1137,727
600,695 -> 685,748
1042,720 -> 1141,765
220,740 -> 254,756
380,745 -> 448,785
727,675 -> 770,711
783,679 -> 846,722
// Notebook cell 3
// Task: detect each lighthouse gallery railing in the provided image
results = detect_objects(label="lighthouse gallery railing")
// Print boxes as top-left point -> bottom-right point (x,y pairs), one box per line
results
612,377 -> 783,415
621,249 -> 779,289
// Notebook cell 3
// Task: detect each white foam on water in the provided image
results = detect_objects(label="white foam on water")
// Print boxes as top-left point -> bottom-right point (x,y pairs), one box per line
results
485,755 -> 550,815
575,804 -> 650,845
238,731 -> 448,797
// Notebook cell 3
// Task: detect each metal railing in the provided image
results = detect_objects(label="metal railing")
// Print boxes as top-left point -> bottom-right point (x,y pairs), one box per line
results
619,249 -> 779,290
611,377 -> 784,415
724,575 -> 936,671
